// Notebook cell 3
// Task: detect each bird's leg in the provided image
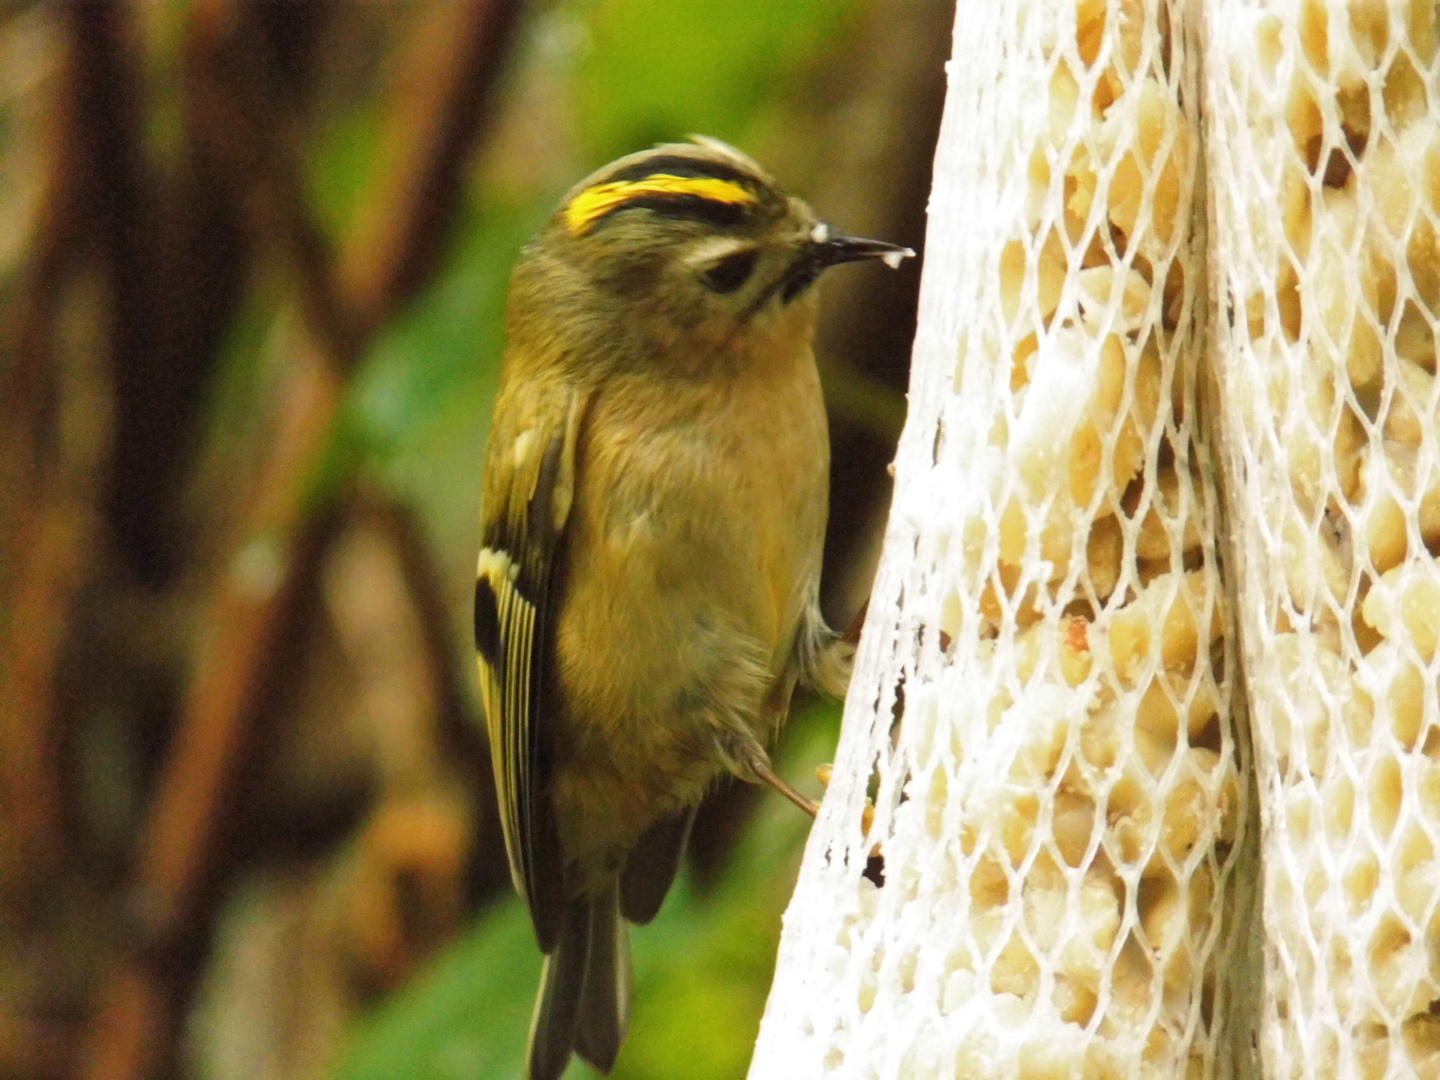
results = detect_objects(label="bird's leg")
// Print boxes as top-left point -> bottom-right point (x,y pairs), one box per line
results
752,755 -> 820,818
736,741 -> 819,818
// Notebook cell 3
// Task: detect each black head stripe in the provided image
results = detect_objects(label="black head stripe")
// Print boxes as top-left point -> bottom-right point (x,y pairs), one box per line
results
595,193 -> 750,231
565,153 -> 770,236
606,155 -> 755,188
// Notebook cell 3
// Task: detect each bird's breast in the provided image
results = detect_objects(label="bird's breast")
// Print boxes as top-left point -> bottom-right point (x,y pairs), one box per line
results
547,344 -> 830,867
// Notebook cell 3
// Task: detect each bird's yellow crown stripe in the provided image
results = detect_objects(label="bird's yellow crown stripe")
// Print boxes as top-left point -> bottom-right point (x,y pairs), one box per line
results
564,174 -> 756,235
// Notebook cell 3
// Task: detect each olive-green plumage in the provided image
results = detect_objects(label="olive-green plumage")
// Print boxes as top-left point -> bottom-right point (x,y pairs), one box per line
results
474,138 -> 909,1080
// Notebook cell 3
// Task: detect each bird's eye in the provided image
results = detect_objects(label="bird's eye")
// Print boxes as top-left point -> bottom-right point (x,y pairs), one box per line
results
702,250 -> 758,294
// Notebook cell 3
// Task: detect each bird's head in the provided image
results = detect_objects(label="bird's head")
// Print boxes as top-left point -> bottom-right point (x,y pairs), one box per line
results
508,138 -> 912,373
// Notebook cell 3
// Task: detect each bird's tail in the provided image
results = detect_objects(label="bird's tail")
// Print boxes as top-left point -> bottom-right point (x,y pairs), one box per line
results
526,888 -> 630,1080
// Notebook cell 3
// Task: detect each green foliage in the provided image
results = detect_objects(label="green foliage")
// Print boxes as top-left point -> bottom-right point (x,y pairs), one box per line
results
573,0 -> 856,158
308,107 -> 385,245
334,899 -> 540,1080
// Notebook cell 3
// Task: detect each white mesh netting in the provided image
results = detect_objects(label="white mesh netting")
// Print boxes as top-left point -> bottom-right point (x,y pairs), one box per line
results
750,1 -> 1256,1077
1207,1 -> 1440,1076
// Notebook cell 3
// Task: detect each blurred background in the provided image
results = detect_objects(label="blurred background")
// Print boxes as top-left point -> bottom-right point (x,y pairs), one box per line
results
0,1 -> 945,1077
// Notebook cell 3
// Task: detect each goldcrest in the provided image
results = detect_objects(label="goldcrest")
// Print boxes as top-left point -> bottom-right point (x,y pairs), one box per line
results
474,137 -> 911,1080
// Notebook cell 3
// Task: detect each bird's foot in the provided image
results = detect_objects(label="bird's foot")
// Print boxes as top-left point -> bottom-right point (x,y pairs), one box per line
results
738,744 -> 819,818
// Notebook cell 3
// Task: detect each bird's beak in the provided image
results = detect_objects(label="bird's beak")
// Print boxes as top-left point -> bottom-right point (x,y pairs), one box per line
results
810,223 -> 915,270
776,223 -> 915,304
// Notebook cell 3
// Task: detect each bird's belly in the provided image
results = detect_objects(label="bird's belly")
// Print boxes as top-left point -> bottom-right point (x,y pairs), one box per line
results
557,473 -> 802,771
549,393 -> 827,879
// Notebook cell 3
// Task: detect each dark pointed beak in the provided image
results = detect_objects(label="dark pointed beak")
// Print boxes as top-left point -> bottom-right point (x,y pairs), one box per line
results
810,223 -> 915,269
778,224 -> 915,303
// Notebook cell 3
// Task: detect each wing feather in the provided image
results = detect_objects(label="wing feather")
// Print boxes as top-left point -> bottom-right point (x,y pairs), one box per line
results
475,385 -> 585,952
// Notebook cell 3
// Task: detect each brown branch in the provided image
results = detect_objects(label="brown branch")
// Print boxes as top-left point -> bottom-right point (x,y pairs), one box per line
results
184,0 -> 359,370
79,325 -> 341,1080
354,495 -> 486,765
0,150 -> 73,911
0,0 -> 125,909
0,1011 -> 81,1080
359,495 -> 509,902
0,376 -> 108,899
81,2 -> 522,1076
339,0 -> 521,339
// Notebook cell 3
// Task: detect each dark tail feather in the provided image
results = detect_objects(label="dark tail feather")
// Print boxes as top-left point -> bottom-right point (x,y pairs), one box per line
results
526,901 -> 590,1080
619,805 -> 696,925
574,888 -> 630,1073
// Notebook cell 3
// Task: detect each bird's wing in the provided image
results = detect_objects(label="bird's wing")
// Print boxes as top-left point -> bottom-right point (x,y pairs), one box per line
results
474,381 -> 586,952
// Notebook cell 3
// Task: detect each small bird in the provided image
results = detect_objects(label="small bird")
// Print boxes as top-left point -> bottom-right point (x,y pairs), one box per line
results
473,137 -> 911,1080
